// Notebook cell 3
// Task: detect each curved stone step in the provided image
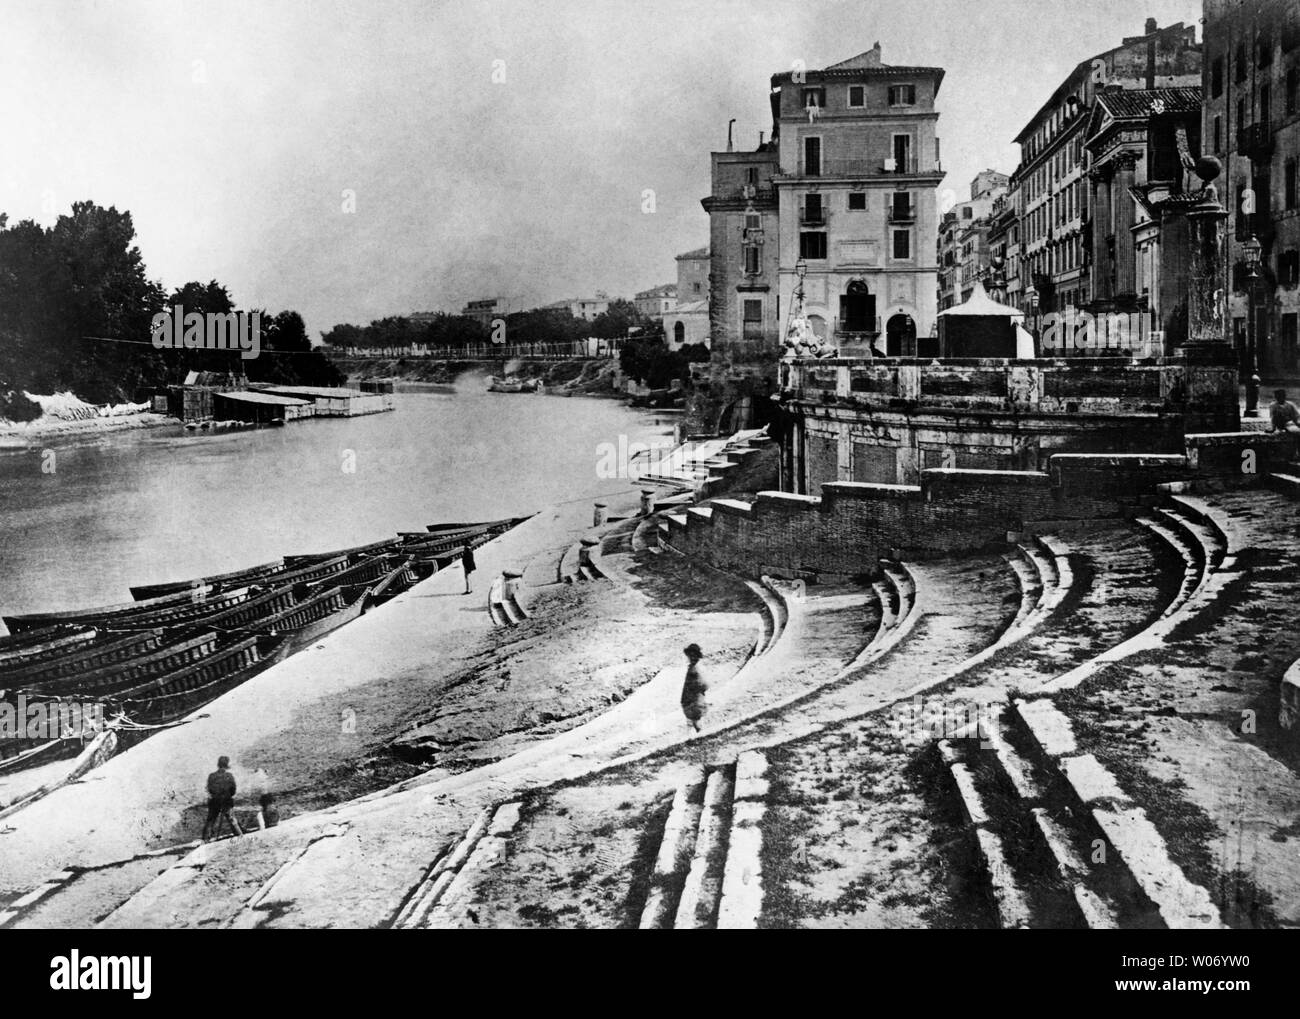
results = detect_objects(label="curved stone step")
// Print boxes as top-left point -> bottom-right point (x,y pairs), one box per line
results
673,767 -> 733,929
639,770 -> 706,929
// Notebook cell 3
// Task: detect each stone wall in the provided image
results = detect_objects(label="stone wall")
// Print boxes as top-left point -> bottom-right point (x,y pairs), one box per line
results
666,432 -> 1298,579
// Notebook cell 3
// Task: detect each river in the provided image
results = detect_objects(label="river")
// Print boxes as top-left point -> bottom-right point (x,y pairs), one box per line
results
0,375 -> 675,629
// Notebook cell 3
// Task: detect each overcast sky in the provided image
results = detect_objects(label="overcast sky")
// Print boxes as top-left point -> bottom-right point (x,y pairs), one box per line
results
0,0 -> 1200,339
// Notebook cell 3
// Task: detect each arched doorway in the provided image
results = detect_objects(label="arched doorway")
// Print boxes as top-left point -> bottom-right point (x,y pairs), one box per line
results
673,321 -> 685,346
886,313 -> 916,356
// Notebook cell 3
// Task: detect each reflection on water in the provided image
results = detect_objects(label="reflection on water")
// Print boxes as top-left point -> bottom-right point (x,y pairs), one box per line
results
0,383 -> 675,625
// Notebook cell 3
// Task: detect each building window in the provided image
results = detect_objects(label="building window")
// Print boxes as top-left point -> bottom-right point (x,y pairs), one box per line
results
848,191 -> 867,211
742,299 -> 763,338
1280,251 -> 1300,287
744,245 -> 760,276
1211,56 -> 1224,98
745,210 -> 761,232
888,84 -> 916,106
1287,159 -> 1297,210
847,85 -> 865,107
804,136 -> 821,176
1235,43 -> 1248,82
1237,97 -> 1246,131
800,232 -> 827,259
1213,114 -> 1222,154
1288,68 -> 1298,114
1261,83 -> 1271,125
802,192 -> 824,225
892,229 -> 912,260
745,166 -> 759,187
802,87 -> 826,109
1259,27 -> 1273,67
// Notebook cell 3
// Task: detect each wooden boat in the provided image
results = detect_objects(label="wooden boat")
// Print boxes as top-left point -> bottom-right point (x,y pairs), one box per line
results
0,630 -> 164,686
365,557 -> 422,607
487,376 -> 541,394
244,583 -> 371,653
282,536 -> 403,568
0,733 -> 87,776
0,627 -> 100,669
2,581 -> 233,633
425,514 -> 531,535
128,558 -> 287,601
110,633 -> 291,727
16,631 -> 220,697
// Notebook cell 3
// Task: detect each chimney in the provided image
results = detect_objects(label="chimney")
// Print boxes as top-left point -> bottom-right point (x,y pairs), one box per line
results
727,118 -> 735,153
1145,19 -> 1157,87
864,41 -> 882,67
758,130 -> 765,147
1145,17 -> 1157,34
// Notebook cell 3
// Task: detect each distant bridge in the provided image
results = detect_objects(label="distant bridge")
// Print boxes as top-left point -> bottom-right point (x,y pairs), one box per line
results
326,339 -> 624,361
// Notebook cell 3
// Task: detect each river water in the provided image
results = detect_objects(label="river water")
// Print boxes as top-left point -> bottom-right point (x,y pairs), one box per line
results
0,375 -> 674,628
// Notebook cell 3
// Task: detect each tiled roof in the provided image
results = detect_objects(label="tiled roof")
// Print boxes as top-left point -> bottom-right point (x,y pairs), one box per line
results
676,247 -> 709,260
1096,87 -> 1202,120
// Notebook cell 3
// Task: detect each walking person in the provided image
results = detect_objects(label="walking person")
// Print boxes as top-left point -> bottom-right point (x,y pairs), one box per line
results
680,643 -> 708,733
462,544 -> 477,595
1269,389 -> 1300,433
202,756 -> 243,840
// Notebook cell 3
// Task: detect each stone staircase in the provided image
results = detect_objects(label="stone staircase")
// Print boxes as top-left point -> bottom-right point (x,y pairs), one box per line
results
938,698 -> 1223,929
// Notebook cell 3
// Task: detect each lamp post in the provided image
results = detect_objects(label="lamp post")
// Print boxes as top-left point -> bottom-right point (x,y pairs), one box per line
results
1025,285 -> 1040,342
794,256 -> 808,314
1243,233 -> 1262,417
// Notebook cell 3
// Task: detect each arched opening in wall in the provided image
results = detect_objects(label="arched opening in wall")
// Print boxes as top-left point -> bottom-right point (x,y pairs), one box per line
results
673,321 -> 686,346
807,314 -> 828,340
840,279 -> 876,334
886,313 -> 916,356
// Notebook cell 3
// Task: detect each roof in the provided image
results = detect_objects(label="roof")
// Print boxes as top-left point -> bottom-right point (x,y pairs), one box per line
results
213,391 -> 311,406
675,247 -> 709,260
635,284 -> 677,298
668,300 -> 709,316
937,282 -> 1025,319
1094,86 -> 1202,121
256,385 -> 364,399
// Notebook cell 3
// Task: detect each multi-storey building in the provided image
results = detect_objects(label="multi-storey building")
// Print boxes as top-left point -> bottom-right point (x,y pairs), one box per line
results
542,295 -> 611,322
633,284 -> 677,320
1203,0 -> 1300,380
986,178 -> 1021,306
1083,85 -> 1203,350
1011,19 -> 1201,318
769,43 -> 946,355
457,297 -> 506,328
937,170 -> 1009,310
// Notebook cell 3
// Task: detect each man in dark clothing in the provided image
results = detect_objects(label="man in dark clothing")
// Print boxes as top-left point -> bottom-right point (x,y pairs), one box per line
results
462,545 -> 477,595
202,756 -> 242,839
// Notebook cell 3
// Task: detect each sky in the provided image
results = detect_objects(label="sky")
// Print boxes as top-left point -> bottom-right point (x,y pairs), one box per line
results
0,0 -> 1201,340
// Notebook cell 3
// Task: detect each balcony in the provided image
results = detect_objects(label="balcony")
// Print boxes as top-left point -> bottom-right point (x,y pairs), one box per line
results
888,203 -> 916,224
800,208 -> 827,226
795,156 -> 925,177
1238,123 -> 1274,158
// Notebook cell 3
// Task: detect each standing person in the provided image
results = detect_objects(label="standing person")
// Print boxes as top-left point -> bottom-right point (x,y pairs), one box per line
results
202,756 -> 242,840
256,793 -> 280,831
1269,389 -> 1300,433
462,544 -> 477,595
680,644 -> 708,733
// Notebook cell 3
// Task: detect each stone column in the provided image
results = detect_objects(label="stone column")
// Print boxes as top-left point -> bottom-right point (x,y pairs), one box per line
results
1112,152 -> 1141,297
593,502 -> 607,527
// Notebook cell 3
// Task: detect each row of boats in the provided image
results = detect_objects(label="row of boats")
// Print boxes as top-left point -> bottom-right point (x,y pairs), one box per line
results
0,516 -> 528,776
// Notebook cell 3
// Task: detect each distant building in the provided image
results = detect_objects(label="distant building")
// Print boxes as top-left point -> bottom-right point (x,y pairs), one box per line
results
633,283 -> 677,319
662,248 -> 711,349
459,298 -> 506,328
542,295 -> 611,321
986,179 -> 1021,306
1010,18 -> 1202,317
937,170 -> 1009,311
1202,0 -> 1300,379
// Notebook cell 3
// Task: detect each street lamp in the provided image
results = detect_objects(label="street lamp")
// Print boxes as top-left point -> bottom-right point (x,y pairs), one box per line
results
1243,233 -> 1262,418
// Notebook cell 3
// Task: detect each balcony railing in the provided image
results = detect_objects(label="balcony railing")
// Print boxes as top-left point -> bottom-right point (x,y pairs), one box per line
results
888,203 -> 916,223
795,156 -> 924,177
1238,123 -> 1274,157
800,208 -> 827,226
